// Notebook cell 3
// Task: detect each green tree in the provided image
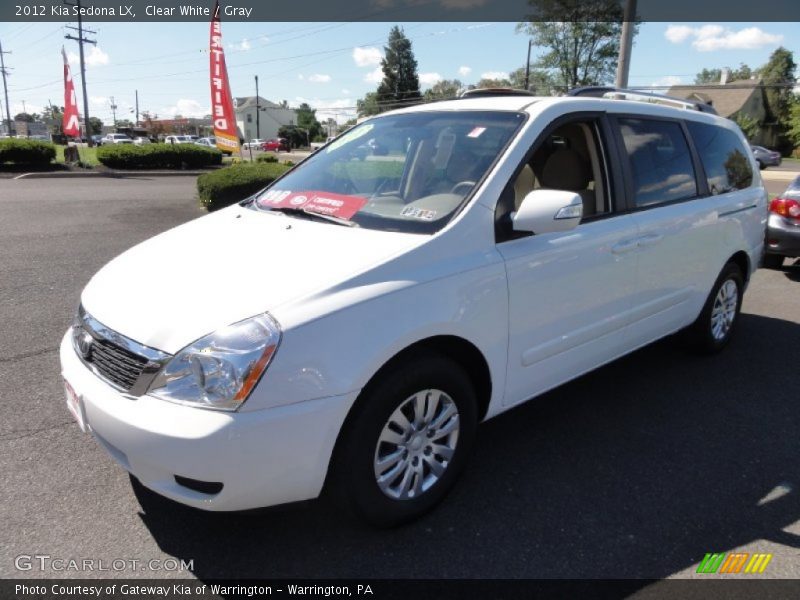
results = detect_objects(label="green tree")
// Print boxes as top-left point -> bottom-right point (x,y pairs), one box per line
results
42,105 -> 65,134
509,66 -> 559,93
278,124 -> 307,149
787,97 -> 800,149
517,0 -> 632,89
695,63 -> 753,85
14,112 -> 34,122
759,47 -> 796,125
87,116 -> 103,135
423,79 -> 463,102
733,113 -> 759,141
357,92 -> 381,117
376,26 -> 422,111
295,102 -> 323,141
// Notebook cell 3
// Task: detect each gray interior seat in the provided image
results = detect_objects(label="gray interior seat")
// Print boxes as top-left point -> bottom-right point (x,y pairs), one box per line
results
539,148 -> 595,218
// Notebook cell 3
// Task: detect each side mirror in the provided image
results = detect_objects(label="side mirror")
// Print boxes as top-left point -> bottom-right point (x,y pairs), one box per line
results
512,189 -> 583,234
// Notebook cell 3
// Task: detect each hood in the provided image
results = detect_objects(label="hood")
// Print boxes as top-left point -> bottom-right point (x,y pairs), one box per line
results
81,206 -> 424,354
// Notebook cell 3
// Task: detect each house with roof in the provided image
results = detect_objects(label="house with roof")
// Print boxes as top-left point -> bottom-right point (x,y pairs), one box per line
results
234,96 -> 296,142
667,78 -> 779,147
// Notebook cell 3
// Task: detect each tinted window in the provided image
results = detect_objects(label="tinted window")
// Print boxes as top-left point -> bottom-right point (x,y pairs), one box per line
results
687,121 -> 753,194
618,118 -> 697,207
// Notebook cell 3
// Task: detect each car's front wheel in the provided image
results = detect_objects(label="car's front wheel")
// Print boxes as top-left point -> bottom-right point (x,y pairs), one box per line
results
330,352 -> 478,527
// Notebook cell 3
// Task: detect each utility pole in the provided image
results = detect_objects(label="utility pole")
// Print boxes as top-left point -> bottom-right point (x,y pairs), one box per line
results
255,75 -> 260,139
0,39 -> 13,135
135,90 -> 139,126
109,96 -> 117,128
64,0 -> 96,144
615,0 -> 637,89
524,39 -> 532,91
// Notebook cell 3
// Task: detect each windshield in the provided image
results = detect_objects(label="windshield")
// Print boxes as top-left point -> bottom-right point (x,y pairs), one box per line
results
249,110 -> 525,233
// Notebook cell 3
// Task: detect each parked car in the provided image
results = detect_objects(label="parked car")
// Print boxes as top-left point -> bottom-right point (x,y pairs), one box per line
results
164,135 -> 193,145
243,138 -> 269,150
261,138 -> 289,152
99,133 -> 133,145
61,90 -> 767,526
194,137 -> 216,148
90,134 -> 103,145
750,145 -> 781,169
132,137 -> 151,145
763,174 -> 800,269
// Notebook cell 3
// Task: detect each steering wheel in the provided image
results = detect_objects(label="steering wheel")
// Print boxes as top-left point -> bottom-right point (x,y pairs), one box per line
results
450,180 -> 476,195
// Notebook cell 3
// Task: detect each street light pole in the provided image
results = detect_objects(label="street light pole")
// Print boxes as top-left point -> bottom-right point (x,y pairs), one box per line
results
0,39 -> 13,135
255,75 -> 260,139
615,0 -> 637,89
524,39 -> 532,91
65,0 -> 97,144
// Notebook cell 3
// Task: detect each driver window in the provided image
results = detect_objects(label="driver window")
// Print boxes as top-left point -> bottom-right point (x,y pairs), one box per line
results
498,119 -> 612,240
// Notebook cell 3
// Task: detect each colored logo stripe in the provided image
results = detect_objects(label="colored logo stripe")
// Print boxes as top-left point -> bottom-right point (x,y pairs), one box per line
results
697,552 -> 773,574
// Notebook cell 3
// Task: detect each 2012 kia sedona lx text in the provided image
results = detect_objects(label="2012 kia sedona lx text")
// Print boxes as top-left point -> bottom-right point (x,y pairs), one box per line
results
61,89 -> 768,525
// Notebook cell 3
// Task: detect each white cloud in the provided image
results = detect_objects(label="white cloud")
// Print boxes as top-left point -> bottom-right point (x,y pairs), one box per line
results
458,66 -> 472,77
67,46 -> 109,68
364,67 -> 383,83
353,46 -> 383,67
664,24 -> 783,51
664,25 -> 694,44
650,75 -> 683,87
419,72 -> 443,86
481,71 -> 509,81
11,102 -> 43,115
89,96 -> 108,106
308,74 -> 332,83
228,38 -> 251,51
341,88 -> 351,94
161,99 -> 208,118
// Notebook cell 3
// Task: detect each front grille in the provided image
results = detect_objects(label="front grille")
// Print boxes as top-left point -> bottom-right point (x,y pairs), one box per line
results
87,339 -> 148,391
73,307 -> 171,396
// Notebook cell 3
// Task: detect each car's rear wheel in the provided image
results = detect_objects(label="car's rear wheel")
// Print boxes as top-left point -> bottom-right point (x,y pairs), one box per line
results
684,263 -> 744,354
330,352 -> 477,527
763,253 -> 784,269
757,160 -> 765,170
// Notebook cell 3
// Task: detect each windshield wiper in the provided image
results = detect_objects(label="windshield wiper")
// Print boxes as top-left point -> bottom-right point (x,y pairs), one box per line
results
267,206 -> 359,227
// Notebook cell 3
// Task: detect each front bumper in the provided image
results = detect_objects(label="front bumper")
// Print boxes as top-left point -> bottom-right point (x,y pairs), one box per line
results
59,332 -> 356,511
766,214 -> 800,258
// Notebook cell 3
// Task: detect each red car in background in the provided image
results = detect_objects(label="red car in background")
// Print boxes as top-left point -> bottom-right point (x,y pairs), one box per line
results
261,138 -> 290,152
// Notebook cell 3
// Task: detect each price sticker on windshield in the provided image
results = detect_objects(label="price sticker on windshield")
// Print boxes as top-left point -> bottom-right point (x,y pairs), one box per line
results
257,190 -> 367,220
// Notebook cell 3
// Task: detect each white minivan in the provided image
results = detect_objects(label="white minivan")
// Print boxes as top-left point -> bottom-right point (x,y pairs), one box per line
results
61,89 -> 767,525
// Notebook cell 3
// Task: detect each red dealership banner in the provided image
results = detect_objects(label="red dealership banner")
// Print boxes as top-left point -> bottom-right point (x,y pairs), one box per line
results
61,47 -> 80,138
209,1 -> 239,154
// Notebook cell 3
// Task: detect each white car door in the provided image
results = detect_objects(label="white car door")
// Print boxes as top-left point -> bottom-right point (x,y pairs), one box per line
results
610,116 -> 719,348
496,116 -> 641,408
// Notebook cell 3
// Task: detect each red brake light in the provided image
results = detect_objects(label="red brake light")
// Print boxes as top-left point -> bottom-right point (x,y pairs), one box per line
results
769,197 -> 800,220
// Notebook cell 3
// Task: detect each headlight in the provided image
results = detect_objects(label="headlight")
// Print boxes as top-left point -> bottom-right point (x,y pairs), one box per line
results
148,313 -> 281,411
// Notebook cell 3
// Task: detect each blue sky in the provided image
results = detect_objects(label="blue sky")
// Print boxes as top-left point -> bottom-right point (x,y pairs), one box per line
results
0,20 -> 797,124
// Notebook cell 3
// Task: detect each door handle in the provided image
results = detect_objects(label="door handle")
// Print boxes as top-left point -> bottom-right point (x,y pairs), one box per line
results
637,233 -> 663,247
611,239 -> 639,254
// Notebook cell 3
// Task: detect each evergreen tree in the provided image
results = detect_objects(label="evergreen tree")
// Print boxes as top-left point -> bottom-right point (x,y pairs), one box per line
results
376,26 -> 421,111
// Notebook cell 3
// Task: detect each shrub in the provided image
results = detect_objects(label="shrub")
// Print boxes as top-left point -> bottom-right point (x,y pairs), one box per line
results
95,143 -> 223,169
0,139 -> 56,165
197,162 -> 291,211
256,153 -> 279,163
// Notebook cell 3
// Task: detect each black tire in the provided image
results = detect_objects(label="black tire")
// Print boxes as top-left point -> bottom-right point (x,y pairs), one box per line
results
329,352 -> 478,527
757,160 -> 766,170
684,263 -> 744,354
763,253 -> 784,269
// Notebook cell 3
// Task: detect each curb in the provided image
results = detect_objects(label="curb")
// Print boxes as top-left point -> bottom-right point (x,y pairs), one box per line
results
13,170 -> 210,180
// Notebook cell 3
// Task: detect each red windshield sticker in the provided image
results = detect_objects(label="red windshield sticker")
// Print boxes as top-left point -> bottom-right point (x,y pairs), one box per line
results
257,190 -> 367,220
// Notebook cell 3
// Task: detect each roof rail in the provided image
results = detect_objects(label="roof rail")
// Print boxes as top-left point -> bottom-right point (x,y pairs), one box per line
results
459,87 -> 537,99
568,86 -> 718,115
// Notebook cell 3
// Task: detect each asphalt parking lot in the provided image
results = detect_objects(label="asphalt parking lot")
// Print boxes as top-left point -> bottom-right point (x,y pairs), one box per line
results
1,176 -> 799,583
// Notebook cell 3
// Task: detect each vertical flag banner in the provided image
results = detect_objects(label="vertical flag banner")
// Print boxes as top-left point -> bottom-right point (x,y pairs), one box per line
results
61,47 -> 80,137
209,1 -> 240,153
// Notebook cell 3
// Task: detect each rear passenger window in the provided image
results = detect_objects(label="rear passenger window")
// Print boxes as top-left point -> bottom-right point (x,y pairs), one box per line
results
686,121 -> 753,194
618,118 -> 697,208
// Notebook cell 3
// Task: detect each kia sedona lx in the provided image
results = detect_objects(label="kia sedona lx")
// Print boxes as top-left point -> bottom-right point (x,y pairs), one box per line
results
61,88 -> 767,526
